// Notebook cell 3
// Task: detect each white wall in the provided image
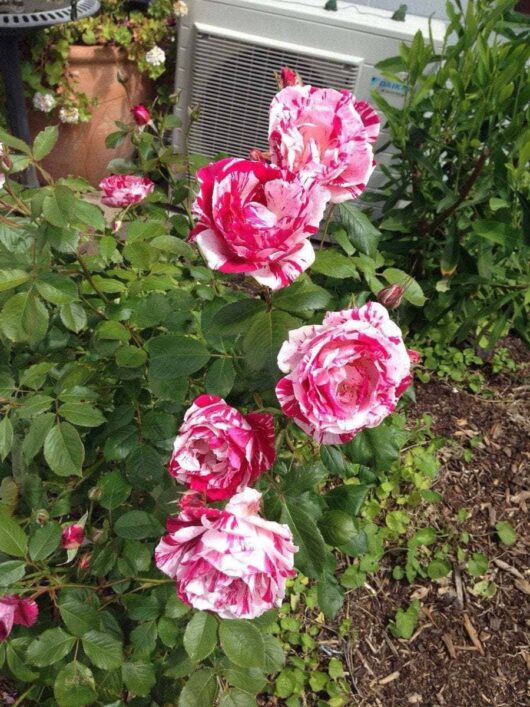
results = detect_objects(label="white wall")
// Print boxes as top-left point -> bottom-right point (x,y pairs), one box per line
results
343,0 -> 467,21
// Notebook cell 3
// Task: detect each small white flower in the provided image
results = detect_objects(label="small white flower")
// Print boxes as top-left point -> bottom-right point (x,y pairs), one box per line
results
32,92 -> 56,113
145,46 -> 166,67
59,107 -> 80,124
173,0 -> 188,16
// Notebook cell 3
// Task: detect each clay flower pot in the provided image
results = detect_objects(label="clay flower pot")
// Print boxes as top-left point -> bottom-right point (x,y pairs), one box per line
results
29,45 -> 153,186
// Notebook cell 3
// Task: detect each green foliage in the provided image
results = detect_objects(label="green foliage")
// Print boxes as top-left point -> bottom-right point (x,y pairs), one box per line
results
372,0 -> 530,348
0,95 -> 435,706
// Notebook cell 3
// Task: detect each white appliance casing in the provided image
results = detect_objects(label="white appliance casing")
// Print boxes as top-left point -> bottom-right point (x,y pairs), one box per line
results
174,0 -> 446,188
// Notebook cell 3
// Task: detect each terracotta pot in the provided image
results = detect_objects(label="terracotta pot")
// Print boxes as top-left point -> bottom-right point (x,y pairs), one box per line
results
29,45 -> 153,187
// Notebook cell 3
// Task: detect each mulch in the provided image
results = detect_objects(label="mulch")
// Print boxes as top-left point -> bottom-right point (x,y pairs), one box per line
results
335,339 -> 529,707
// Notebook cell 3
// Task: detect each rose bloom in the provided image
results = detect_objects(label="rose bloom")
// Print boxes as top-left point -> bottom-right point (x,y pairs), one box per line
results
276,302 -> 413,444
145,45 -> 166,67
61,524 -> 85,549
269,85 -> 380,203
155,487 -> 297,619
190,157 -> 328,289
131,104 -> 150,126
0,596 -> 38,641
99,175 -> 154,207
59,106 -> 80,124
168,394 -> 275,501
32,92 -> 56,113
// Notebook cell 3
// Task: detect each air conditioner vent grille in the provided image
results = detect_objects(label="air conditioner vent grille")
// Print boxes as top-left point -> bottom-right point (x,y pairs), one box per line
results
188,32 -> 360,159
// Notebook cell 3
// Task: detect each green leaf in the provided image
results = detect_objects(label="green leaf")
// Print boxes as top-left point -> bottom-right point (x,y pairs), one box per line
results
60,302 -> 87,333
318,510 -> 357,547
18,393 -> 54,419
29,521 -> 62,561
75,200 -> 105,232
411,528 -> 438,546
280,501 -> 326,578
242,310 -> 300,372
346,418 -> 407,472
317,573 -> 344,619
324,485 -> 368,516
115,345 -> 147,368
0,269 -> 31,293
337,202 -> 381,257
22,412 -> 55,462
0,560 -> 26,586
19,361 -> 54,389
122,661 -> 157,697
147,334 -> 210,379
219,620 -> 265,669
205,358 -> 236,398
59,402 -> 106,427
382,268 -> 426,306
0,416 -> 13,461
114,511 -> 163,539
179,668 -> 218,707
43,185 -> 75,228
389,600 -> 420,640
495,520 -> 516,545
223,662 -> 267,693
33,125 -> 59,161
26,627 -> 76,667
98,470 -> 131,510
54,662 -> 97,707
125,445 -> 165,490
0,129 -> 32,155
272,276 -> 332,312
183,612 -> 218,662
58,592 -> 99,637
426,559 -> 451,579
7,638 -> 39,681
36,272 -> 78,304
467,552 -> 488,577
219,689 -> 257,707
312,250 -> 358,279
213,299 -> 266,336
82,630 -> 123,670
0,507 -> 28,557
262,634 -> 285,673
44,422 -> 85,476
0,292 -> 49,343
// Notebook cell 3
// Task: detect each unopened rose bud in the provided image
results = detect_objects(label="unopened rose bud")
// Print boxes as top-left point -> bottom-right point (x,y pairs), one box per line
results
35,509 -> 49,525
88,486 -> 102,501
276,66 -> 303,89
377,284 -> 405,310
408,349 -> 421,364
78,553 -> 91,570
131,104 -> 150,127
249,148 -> 271,163
61,524 -> 85,550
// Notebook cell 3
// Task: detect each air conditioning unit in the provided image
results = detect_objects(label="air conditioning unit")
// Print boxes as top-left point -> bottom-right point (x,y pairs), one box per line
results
174,0 -> 446,188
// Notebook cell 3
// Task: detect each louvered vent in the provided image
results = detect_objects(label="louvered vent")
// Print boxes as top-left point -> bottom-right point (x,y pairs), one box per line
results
188,31 -> 361,158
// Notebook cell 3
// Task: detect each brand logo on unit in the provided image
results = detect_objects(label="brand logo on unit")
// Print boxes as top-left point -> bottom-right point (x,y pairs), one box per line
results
370,75 -> 408,97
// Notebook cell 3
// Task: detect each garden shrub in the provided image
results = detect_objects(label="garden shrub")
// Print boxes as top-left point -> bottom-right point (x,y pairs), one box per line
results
0,72 -> 423,705
370,0 -> 530,350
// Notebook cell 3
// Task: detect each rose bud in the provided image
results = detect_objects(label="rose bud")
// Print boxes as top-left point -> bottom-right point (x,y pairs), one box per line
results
99,175 -> 154,208
35,509 -> 49,525
277,66 -> 303,89
377,284 -> 405,310
61,524 -> 85,550
88,486 -> 102,501
131,104 -> 150,126
78,553 -> 91,571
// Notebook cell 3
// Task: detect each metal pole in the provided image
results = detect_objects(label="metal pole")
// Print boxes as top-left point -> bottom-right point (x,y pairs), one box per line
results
0,35 -> 39,187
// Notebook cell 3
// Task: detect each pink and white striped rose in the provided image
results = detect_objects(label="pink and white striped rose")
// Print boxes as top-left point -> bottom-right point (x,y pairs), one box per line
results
276,302 -> 413,445
0,595 -> 38,641
155,488 -> 297,620
168,395 -> 275,501
99,174 -> 154,207
190,157 -> 328,290
269,85 -> 380,204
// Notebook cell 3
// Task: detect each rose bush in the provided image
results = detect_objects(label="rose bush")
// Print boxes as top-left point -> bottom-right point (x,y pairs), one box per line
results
0,67 -> 429,705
